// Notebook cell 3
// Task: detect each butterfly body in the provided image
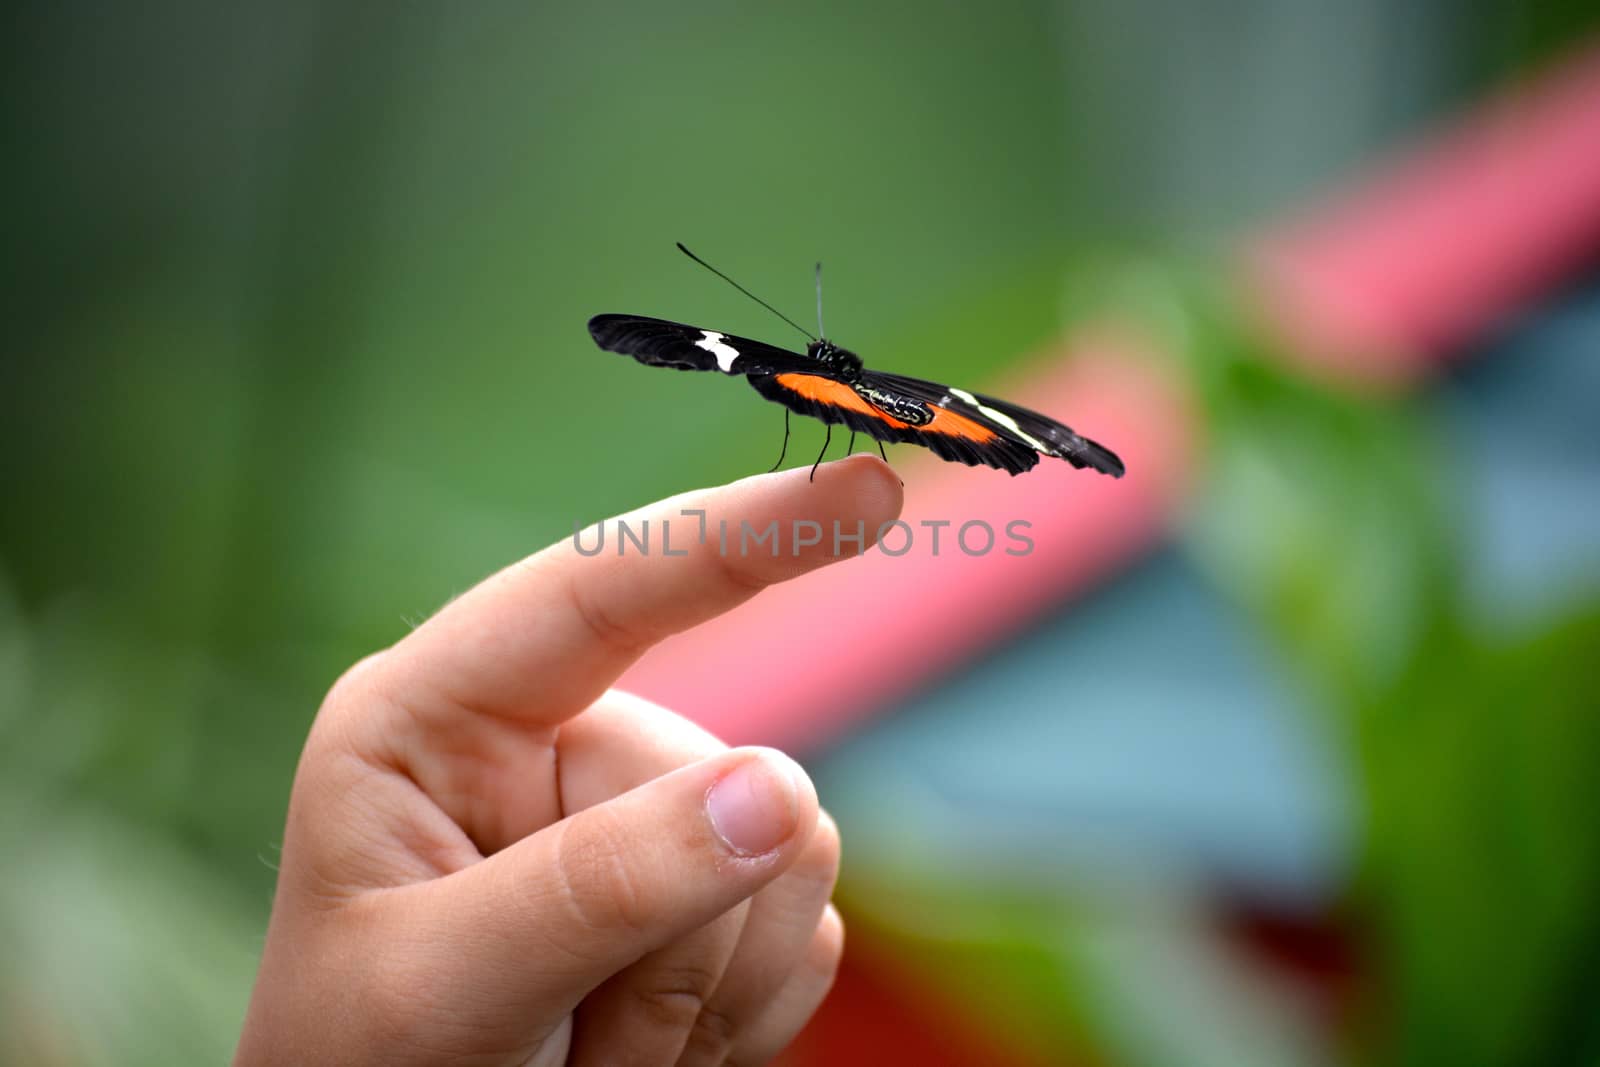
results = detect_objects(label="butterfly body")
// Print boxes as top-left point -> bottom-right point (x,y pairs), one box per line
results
587,313 -> 1124,478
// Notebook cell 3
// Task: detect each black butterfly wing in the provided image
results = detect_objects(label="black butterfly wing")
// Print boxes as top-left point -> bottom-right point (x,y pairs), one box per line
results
588,314 -> 818,376
589,314 -> 1123,478
865,370 -> 1125,477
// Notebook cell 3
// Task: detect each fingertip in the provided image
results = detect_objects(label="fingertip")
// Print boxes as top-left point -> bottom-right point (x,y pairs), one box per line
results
788,455 -> 904,558
835,454 -> 905,529
706,747 -> 817,858
812,808 -> 840,853
753,746 -> 820,835
803,809 -> 841,880
747,745 -> 817,800
811,454 -> 901,511
819,902 -> 845,955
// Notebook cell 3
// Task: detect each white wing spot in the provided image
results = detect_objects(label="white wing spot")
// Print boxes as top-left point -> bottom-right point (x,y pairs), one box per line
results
695,331 -> 741,373
949,387 -> 1051,453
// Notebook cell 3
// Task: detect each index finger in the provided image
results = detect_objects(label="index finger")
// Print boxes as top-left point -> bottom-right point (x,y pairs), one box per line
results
389,455 -> 903,725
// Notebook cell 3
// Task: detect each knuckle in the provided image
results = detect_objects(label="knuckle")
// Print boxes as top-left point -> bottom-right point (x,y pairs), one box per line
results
320,649 -> 393,715
564,572 -> 652,654
310,650 -> 404,761
681,1000 -> 741,1061
631,961 -> 722,1033
712,540 -> 777,595
553,813 -> 654,937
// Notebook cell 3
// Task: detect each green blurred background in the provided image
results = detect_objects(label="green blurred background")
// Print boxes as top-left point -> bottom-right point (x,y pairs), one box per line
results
3,2 -> 1598,1064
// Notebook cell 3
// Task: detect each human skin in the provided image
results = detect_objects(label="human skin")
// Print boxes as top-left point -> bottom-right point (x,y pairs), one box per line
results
234,456 -> 904,1066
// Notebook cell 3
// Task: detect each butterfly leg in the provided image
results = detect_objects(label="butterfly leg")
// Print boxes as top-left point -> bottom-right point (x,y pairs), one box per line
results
809,423 -> 832,483
871,437 -> 901,485
768,409 -> 791,472
847,431 -> 857,456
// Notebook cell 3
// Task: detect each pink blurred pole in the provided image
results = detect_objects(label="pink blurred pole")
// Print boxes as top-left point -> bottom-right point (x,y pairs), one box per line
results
1247,40 -> 1600,385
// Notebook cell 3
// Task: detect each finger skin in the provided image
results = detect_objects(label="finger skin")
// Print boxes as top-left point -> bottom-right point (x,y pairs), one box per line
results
559,697 -> 848,1067
563,692 -> 749,1067
388,456 -> 902,730
676,814 -> 841,1067
554,690 -> 730,814
570,907 -> 748,1067
410,747 -> 820,1034
730,905 -> 847,1066
239,749 -> 818,1065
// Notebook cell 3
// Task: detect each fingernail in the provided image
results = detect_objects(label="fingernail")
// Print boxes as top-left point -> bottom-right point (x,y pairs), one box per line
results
706,750 -> 802,856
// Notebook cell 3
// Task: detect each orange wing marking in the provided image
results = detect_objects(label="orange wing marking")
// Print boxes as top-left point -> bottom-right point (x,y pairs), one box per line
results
771,374 -> 1001,444
773,374 -> 912,428
921,404 -> 1001,444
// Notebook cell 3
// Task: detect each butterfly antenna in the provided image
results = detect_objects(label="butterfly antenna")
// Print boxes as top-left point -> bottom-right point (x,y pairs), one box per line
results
815,260 -> 825,338
676,242 -> 816,343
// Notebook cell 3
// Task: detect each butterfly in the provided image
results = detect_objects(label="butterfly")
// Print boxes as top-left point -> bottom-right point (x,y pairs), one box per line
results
587,244 -> 1125,481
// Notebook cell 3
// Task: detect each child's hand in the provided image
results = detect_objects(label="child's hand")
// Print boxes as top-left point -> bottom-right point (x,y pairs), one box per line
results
234,457 -> 903,1066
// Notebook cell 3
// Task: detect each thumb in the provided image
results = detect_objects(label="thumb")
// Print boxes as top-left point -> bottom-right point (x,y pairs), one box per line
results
419,747 -> 818,1016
